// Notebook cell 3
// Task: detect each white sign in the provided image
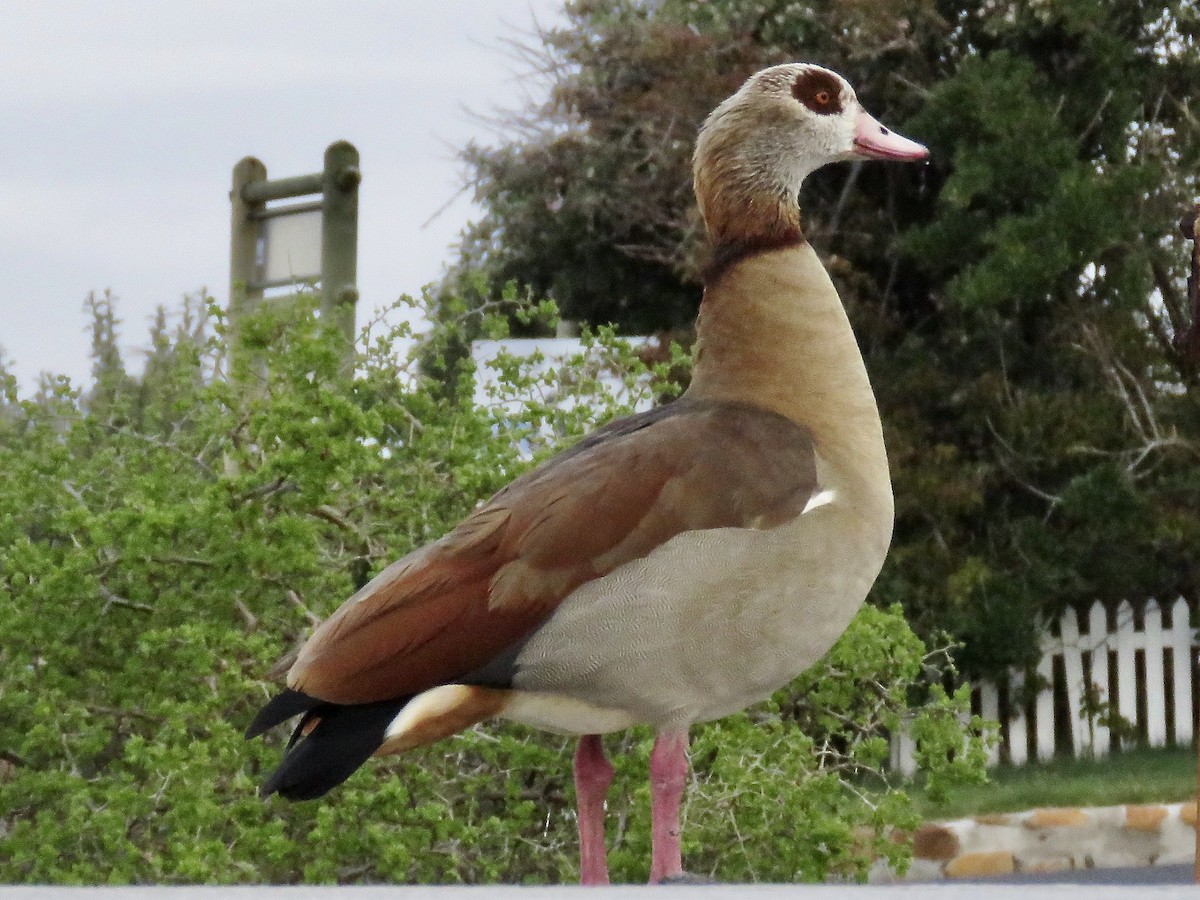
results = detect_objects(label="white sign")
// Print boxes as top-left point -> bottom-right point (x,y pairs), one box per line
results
259,209 -> 322,283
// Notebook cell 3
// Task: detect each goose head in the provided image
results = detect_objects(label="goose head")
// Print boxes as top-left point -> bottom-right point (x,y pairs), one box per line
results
694,64 -> 927,257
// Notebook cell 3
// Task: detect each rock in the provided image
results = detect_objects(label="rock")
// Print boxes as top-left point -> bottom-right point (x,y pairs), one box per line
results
913,823 -> 961,862
868,856 -> 944,884
973,813 -> 1014,826
944,851 -> 1016,878
1026,807 -> 1089,829
874,800 -> 1195,882
1124,805 -> 1168,832
1016,854 -> 1075,873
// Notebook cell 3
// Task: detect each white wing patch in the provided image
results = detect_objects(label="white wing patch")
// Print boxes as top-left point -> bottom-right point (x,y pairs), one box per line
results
383,684 -> 478,742
802,488 -> 836,515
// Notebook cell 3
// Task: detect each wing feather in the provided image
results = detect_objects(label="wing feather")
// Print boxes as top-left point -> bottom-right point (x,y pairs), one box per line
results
287,398 -> 818,703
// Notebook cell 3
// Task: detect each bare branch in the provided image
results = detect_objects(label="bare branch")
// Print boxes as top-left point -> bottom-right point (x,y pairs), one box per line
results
287,589 -> 322,627
239,476 -> 294,503
1078,323 -> 1200,476
152,555 -> 216,568
86,704 -> 164,724
1175,204 -> 1200,364
233,598 -> 258,632
98,584 -> 153,615
984,417 -> 1063,509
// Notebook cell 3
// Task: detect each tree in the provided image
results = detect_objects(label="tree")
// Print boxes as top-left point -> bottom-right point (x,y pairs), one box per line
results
448,0 -> 1200,678
0,291 -> 987,884
82,290 -> 136,419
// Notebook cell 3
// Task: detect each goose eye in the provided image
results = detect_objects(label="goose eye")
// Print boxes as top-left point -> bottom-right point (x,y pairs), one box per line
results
791,70 -> 843,116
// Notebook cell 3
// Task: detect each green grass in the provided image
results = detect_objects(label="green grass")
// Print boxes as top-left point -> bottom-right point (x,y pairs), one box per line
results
913,746 -> 1197,820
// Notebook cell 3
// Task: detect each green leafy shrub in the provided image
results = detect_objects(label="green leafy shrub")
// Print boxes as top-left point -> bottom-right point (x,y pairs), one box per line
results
0,291 -> 988,884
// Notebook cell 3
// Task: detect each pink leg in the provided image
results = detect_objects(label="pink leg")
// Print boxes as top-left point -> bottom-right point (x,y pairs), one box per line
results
648,729 -> 689,884
574,734 -> 614,885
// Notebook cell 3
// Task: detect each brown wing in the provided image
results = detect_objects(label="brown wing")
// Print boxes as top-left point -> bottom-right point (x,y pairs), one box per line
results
288,398 -> 818,703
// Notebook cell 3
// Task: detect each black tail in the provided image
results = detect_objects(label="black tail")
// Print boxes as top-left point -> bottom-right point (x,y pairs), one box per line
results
245,688 -> 319,740
246,688 -> 410,801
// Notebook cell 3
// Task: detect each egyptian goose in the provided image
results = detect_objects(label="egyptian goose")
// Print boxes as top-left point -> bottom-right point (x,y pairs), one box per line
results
246,63 -> 927,884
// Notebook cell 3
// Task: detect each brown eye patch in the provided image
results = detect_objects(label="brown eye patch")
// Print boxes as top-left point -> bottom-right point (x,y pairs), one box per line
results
791,69 -> 844,116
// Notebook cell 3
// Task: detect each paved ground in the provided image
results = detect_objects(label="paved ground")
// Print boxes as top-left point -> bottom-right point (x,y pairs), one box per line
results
985,862 -> 1192,884
1,867 -> 1195,899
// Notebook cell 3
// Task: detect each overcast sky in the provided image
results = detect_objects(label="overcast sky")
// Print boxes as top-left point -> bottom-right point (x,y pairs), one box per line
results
0,1 -> 567,394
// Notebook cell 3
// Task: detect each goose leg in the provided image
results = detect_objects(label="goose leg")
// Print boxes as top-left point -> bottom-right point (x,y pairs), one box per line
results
574,734 -> 614,885
648,729 -> 689,884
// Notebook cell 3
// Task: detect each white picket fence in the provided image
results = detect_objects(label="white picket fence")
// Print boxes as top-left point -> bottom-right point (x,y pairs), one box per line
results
891,598 -> 1197,775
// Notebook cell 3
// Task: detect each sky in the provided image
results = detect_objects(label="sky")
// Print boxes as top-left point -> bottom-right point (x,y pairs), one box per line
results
0,1 -> 567,394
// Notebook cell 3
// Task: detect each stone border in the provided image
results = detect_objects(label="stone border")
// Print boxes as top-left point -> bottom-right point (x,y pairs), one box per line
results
871,802 -> 1197,882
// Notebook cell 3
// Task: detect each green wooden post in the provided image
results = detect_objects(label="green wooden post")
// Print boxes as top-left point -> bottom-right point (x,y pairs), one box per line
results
229,156 -> 267,375
229,143 -> 359,376
321,141 -> 361,369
